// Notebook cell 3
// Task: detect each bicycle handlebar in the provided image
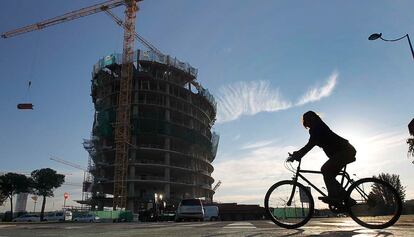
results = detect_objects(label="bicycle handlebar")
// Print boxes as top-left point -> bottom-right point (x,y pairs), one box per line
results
286,153 -> 300,163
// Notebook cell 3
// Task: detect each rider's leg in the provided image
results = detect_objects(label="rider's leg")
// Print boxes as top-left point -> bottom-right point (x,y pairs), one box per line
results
321,159 -> 347,200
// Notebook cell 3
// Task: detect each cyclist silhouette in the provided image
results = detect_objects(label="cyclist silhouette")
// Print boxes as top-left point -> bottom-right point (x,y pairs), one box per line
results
289,111 -> 356,204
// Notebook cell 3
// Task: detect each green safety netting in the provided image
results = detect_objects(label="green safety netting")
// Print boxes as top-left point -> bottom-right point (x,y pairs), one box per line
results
132,118 -> 212,151
92,50 -> 197,78
89,210 -> 133,222
91,50 -> 217,115
272,208 -> 310,219
95,110 -> 116,138
93,112 -> 217,156
211,132 -> 219,159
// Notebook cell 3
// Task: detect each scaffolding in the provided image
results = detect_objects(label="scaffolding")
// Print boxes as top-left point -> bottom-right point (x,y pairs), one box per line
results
87,49 -> 219,212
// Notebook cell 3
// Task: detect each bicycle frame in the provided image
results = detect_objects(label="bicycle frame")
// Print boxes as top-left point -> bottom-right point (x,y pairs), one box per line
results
286,159 -> 353,206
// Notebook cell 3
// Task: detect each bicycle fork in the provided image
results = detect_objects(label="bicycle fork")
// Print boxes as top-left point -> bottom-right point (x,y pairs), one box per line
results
287,171 -> 300,206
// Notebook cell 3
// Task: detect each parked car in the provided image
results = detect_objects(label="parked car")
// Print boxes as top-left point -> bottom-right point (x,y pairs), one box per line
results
44,211 -> 72,222
158,211 -> 175,221
73,213 -> 100,223
175,199 -> 204,222
203,206 -> 219,221
12,214 -> 40,222
3,211 -> 27,222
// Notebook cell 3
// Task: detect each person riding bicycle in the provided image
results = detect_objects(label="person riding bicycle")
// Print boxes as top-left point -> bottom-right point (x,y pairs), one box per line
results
288,111 -> 356,205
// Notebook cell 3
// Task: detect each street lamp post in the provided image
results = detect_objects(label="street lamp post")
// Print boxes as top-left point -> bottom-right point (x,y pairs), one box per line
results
369,33 -> 414,162
368,33 -> 414,60
154,193 -> 158,221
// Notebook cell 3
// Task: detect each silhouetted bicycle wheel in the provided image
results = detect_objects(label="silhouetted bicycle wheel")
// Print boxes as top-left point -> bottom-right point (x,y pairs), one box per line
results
347,178 -> 402,229
265,180 -> 314,229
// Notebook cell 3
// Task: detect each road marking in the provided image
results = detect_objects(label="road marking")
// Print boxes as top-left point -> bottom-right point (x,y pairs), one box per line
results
136,224 -> 169,228
317,222 -> 356,227
64,226 -> 84,229
302,226 -> 323,229
0,225 -> 15,229
180,223 -> 216,227
224,222 -> 256,229
227,222 -> 253,226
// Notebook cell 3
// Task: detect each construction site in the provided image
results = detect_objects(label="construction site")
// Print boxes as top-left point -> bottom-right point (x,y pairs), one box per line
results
1,0 -> 220,213
84,50 -> 219,212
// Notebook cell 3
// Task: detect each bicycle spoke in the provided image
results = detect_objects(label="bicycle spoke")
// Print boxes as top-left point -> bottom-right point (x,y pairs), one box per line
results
265,181 -> 314,228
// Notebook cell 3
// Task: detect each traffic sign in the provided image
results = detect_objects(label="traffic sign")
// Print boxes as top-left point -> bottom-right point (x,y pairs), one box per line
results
64,192 -> 69,200
299,186 -> 311,203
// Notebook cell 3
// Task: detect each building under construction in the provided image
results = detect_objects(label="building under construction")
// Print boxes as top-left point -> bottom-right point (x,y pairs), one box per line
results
84,50 -> 219,212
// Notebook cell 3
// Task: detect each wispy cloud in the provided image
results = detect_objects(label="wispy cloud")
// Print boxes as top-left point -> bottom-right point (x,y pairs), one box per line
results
215,81 -> 291,123
347,129 -> 407,171
215,71 -> 339,123
241,139 -> 277,150
232,134 -> 241,141
296,71 -> 338,106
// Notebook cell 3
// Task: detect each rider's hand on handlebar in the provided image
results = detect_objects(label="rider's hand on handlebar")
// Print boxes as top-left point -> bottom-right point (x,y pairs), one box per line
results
287,152 -> 301,162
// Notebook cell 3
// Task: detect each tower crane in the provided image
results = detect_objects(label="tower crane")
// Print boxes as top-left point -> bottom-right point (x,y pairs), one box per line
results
1,0 -> 143,210
49,156 -> 87,172
212,180 -> 222,192
49,156 -> 90,204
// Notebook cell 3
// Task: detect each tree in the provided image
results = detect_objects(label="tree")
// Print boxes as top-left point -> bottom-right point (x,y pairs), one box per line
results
0,192 -> 6,206
31,168 -> 65,221
0,178 -> 6,206
0,173 -> 31,219
408,138 -> 414,159
407,118 -> 414,161
373,173 -> 406,202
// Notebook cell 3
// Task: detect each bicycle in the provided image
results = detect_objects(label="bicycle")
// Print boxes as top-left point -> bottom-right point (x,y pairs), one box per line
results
264,155 -> 402,229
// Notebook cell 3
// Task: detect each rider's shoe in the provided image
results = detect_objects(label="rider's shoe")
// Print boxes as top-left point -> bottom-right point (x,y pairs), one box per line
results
318,196 -> 342,205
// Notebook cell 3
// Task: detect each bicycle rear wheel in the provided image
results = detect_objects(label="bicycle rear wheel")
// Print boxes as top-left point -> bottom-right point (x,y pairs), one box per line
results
264,180 -> 314,229
347,178 -> 402,229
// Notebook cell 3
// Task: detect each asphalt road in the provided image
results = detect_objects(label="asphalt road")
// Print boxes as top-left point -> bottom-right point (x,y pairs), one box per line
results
1,215 -> 413,237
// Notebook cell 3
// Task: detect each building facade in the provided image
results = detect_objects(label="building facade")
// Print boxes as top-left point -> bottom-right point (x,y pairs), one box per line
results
86,50 -> 219,212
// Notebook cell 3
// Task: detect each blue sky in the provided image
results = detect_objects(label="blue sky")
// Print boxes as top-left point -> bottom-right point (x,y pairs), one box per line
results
1,0 -> 414,211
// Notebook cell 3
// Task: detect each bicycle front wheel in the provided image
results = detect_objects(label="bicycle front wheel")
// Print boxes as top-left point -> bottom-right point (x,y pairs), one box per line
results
264,180 -> 314,229
347,178 -> 402,229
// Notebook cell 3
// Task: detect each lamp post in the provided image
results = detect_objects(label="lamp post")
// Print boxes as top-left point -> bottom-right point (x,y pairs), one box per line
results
369,33 -> 414,162
368,33 -> 414,61
154,193 -> 159,221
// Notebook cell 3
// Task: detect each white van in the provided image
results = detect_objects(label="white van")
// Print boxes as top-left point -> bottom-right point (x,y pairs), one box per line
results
203,206 -> 219,221
44,211 -> 72,222
175,199 -> 204,222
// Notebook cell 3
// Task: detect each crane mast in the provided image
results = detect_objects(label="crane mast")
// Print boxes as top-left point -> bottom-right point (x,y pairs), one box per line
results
112,0 -> 137,210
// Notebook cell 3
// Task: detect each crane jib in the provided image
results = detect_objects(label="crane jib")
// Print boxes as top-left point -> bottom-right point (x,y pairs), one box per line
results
0,0 -> 126,39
